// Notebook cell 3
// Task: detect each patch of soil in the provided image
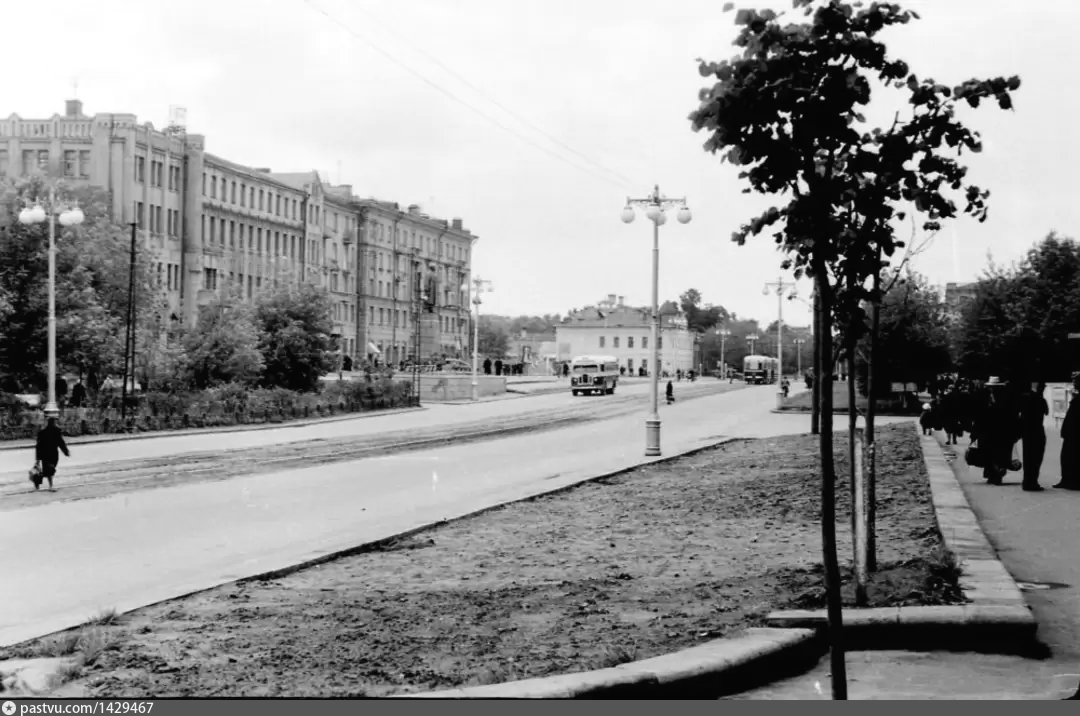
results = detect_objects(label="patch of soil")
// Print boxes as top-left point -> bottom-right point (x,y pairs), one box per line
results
10,422 -> 961,697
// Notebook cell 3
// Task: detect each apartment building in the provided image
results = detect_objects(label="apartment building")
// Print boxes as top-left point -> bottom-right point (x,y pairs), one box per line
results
1,100 -> 481,365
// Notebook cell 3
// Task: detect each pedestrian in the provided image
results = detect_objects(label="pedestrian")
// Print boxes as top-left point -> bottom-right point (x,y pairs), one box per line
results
1055,373 -> 1080,491
971,377 -> 1021,486
563,363 -> 570,379
33,416 -> 71,492
494,359 -> 503,376
940,385 -> 962,445
1019,381 -> 1048,492
484,358 -> 492,375
781,377 -> 790,398
919,402 -> 935,436
666,380 -> 675,405
70,379 -> 86,409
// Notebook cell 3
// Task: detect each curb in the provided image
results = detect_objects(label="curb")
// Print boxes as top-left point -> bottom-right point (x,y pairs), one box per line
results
11,435 -> 747,653
391,628 -> 823,699
0,406 -> 428,452
761,423 -> 1040,656
769,408 -> 915,417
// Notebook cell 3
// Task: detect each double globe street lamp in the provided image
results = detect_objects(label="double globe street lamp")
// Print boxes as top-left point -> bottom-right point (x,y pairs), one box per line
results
465,276 -> 493,402
621,185 -> 691,457
18,186 -> 84,418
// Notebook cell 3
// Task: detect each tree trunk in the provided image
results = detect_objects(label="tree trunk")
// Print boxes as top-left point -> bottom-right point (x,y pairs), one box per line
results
815,270 -> 848,699
848,342 -> 868,606
812,287 -> 821,435
865,259 -> 881,572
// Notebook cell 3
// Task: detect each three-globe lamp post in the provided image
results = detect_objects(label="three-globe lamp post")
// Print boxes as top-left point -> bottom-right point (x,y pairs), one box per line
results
466,276 -> 493,402
621,185 -> 692,457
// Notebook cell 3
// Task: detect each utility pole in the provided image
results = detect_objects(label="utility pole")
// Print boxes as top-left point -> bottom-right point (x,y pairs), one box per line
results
121,217 -> 138,422
794,338 -> 806,378
764,275 -> 797,381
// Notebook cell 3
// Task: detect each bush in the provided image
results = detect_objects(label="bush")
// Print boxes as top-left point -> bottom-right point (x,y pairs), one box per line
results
0,378 -> 418,441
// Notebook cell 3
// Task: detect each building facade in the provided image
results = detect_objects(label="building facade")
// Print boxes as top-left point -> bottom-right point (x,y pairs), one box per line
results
1,100 -> 479,366
555,294 -> 695,375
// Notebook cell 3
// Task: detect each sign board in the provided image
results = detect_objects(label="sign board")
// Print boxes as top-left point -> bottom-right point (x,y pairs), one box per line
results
1050,384 -> 1072,428
905,383 -> 918,392
891,382 -> 906,393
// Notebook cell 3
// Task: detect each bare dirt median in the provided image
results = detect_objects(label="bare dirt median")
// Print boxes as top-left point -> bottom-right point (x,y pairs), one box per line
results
13,421 -> 963,698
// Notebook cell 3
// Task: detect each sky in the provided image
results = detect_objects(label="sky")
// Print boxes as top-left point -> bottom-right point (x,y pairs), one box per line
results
5,0 -> 1075,329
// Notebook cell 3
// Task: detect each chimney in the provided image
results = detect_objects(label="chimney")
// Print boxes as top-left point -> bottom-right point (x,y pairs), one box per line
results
452,218 -> 463,230
607,294 -> 616,305
65,99 -> 83,118
617,296 -> 625,307
408,204 -> 420,215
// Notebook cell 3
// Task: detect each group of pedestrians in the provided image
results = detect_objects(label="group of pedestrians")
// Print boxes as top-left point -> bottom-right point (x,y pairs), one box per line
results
923,375 -> 1080,492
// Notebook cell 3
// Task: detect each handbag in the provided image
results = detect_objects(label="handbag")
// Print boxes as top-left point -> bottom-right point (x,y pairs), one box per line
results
28,461 -> 43,487
965,440 -> 985,468
1008,444 -> 1023,472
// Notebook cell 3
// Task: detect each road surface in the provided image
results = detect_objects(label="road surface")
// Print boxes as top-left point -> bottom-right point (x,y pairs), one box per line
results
1,382 -> 899,648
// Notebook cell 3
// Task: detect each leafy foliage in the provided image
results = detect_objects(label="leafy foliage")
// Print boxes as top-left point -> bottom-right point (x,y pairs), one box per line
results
477,316 -> 510,357
679,288 -> 729,333
255,281 -> 336,392
181,287 -> 265,389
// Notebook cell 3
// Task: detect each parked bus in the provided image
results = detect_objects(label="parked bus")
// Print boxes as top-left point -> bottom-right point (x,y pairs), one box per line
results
570,355 -> 620,396
743,355 -> 780,385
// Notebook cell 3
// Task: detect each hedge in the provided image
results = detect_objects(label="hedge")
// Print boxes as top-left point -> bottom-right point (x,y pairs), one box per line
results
0,378 -> 417,441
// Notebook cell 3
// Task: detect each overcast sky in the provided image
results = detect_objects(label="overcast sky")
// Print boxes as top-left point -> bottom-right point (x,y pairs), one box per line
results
6,0 -> 1072,327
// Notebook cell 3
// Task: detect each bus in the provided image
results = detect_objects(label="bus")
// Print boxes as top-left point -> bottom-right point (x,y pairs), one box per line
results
743,355 -> 780,385
570,355 -> 620,396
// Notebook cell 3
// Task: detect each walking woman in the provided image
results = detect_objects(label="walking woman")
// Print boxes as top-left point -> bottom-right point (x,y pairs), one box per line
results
1056,373 -> 1080,490
972,377 -> 1020,485
1020,382 -> 1048,492
34,416 -> 71,492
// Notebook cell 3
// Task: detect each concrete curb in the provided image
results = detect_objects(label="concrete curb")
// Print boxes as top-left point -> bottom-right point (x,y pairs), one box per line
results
762,422 -> 1040,655
391,628 -> 823,699
0,406 -> 428,452
768,408 -> 915,417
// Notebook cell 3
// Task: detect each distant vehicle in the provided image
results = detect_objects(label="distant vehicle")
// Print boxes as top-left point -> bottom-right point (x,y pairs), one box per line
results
743,355 -> 779,385
570,355 -> 619,396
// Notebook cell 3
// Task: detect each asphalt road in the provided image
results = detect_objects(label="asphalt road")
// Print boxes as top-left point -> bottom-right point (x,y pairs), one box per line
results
3,382 -> 879,648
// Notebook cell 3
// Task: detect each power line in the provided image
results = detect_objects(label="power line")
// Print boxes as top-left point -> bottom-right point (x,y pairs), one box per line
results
299,0 -> 638,192
348,2 -> 644,190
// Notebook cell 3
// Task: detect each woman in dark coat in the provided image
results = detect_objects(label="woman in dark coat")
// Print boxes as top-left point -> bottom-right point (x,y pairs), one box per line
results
35,416 -> 71,491
1056,374 -> 1080,490
971,377 -> 1020,485
1019,382 -> 1049,491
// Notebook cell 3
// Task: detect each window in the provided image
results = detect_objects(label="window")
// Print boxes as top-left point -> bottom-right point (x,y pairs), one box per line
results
259,190 -> 264,211
642,337 -> 648,350
231,181 -> 237,204
628,337 -> 634,349
37,150 -> 49,172
168,164 -> 179,190
211,176 -> 217,198
136,202 -> 145,229
209,216 -> 216,244
249,187 -> 254,206
202,173 -> 206,195
599,336 -> 606,348
155,206 -> 163,233
628,358 -> 634,372
136,156 -> 145,182
257,228 -> 263,253
230,221 -> 236,248
203,268 -> 218,290
220,218 -> 225,246
276,195 -> 281,215
63,150 -> 76,177
21,150 -> 33,174
614,337 -> 620,349
292,199 -> 297,219
151,160 -> 162,187
0,149 -> 8,175
240,184 -> 246,207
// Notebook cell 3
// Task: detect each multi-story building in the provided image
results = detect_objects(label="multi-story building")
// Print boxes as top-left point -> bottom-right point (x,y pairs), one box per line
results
354,200 -> 475,366
2,100 -> 479,366
555,294 -> 695,375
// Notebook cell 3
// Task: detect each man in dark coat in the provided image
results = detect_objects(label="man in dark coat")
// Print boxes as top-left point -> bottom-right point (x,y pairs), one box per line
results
494,359 -> 503,376
1019,382 -> 1049,491
70,380 -> 86,409
1056,374 -> 1080,490
35,416 -> 71,491
483,358 -> 492,375
972,377 -> 1020,485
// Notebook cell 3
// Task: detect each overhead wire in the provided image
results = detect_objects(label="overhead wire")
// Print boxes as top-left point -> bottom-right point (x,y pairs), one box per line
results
299,0 -> 641,193
347,2 -> 645,191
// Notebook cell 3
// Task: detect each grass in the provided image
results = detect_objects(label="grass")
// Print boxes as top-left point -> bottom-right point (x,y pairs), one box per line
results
3,609 -> 124,690
779,381 -> 920,415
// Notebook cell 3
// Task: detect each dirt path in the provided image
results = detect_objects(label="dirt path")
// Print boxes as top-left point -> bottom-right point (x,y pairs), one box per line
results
15,423 -> 963,698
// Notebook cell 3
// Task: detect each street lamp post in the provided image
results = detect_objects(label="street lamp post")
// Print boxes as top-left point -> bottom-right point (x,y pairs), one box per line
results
466,276 -> 493,402
18,185 -> 84,419
747,333 -> 760,356
621,185 -> 692,457
715,327 -> 731,378
764,275 -> 797,381
794,338 -> 806,378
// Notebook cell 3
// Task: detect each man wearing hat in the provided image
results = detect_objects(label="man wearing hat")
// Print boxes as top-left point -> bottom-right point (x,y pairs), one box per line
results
972,377 -> 1021,485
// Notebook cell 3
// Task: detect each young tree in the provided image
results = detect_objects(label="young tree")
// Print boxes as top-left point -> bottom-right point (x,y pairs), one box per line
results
182,287 -> 264,389
477,316 -> 510,357
690,0 -> 1020,697
255,281 -> 336,392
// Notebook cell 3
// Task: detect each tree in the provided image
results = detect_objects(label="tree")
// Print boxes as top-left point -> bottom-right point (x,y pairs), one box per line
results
690,0 -> 1020,697
857,269 -> 952,395
679,288 -> 729,333
0,176 -> 156,393
477,316 -> 510,357
255,282 -> 336,392
181,287 -> 264,389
